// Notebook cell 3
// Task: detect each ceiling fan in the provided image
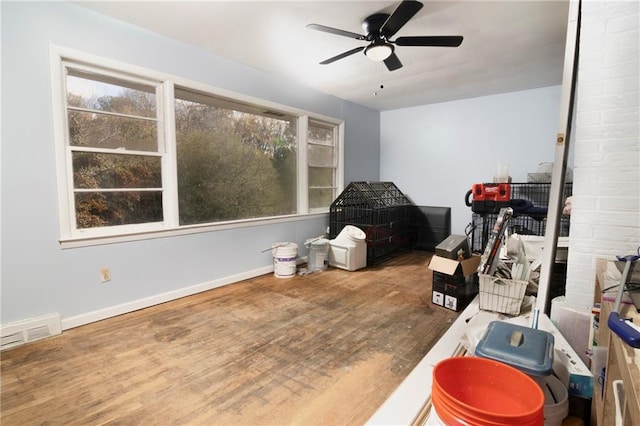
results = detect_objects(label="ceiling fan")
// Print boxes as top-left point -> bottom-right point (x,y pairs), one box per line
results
306,0 -> 463,71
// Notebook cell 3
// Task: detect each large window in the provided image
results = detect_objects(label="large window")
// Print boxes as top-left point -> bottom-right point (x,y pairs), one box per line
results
174,88 -> 297,225
54,51 -> 342,244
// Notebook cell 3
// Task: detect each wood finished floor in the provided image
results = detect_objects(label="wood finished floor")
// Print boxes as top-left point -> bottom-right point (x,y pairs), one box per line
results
1,250 -> 460,425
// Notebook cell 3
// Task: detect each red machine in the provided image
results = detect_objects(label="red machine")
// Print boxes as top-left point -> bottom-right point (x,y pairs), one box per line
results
465,183 -> 511,213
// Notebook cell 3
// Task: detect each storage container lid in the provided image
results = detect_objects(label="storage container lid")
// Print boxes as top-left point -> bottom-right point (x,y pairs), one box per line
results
337,225 -> 366,242
305,237 -> 329,248
474,321 -> 554,376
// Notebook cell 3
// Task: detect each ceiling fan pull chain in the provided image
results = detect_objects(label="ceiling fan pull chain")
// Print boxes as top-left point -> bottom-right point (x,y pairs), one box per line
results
374,63 -> 384,96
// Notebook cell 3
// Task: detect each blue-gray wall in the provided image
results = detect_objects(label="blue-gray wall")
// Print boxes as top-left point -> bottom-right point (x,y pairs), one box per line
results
0,2 -> 380,326
380,86 -> 567,235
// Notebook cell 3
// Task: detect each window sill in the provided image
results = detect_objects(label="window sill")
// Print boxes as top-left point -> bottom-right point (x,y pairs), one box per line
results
59,212 -> 328,249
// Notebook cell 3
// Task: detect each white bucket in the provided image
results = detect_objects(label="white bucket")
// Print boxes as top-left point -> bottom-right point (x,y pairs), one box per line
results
306,237 -> 330,271
541,375 -> 569,426
272,242 -> 298,278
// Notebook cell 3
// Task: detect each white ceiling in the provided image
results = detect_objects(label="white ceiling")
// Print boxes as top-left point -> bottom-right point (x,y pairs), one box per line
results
76,0 -> 570,111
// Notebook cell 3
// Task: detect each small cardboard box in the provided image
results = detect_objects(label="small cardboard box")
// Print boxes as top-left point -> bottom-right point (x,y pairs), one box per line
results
429,254 -> 481,285
429,255 -> 481,312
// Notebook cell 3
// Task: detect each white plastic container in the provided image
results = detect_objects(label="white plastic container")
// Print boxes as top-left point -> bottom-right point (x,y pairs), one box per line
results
541,375 -> 569,426
272,242 -> 298,278
305,237 -> 330,271
329,225 -> 366,271
493,161 -> 511,183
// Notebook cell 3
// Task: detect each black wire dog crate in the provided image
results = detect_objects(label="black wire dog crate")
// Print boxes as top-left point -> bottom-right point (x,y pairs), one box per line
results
329,182 -> 413,265
470,182 -> 573,253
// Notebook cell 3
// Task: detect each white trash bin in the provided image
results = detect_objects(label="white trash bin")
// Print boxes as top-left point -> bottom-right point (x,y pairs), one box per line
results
305,237 -> 330,272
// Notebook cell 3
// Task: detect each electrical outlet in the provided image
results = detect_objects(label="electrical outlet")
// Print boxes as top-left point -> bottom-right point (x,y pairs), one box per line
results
99,267 -> 111,283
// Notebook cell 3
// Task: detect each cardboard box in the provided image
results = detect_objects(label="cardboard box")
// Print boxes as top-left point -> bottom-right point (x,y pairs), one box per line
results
429,254 -> 480,285
435,234 -> 470,260
429,255 -> 481,312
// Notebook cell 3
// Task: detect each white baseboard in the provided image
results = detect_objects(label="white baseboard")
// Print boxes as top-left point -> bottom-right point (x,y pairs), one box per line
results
61,265 -> 273,330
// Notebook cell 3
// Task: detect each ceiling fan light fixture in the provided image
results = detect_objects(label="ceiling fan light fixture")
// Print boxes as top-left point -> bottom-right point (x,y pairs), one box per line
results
308,0 -> 463,71
364,43 -> 393,61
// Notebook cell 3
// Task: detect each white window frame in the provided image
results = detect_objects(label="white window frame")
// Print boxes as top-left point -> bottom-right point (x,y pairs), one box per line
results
307,119 -> 343,214
61,63 -> 168,238
50,45 -> 344,248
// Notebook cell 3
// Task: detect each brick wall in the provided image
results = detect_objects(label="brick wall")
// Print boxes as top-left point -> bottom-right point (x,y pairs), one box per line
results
566,0 -> 639,310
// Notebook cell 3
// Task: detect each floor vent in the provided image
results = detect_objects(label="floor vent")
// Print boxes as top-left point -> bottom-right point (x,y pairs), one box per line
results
1,313 -> 61,351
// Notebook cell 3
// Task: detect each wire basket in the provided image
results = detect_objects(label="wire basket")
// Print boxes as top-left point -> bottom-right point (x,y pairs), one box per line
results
479,274 -> 528,315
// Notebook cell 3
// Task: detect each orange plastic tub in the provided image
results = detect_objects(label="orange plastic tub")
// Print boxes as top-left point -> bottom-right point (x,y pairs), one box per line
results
432,356 -> 544,426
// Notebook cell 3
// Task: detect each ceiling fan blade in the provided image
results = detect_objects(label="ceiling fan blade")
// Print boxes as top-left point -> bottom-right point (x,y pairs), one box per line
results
380,0 -> 424,39
306,23 -> 365,40
394,35 -> 464,47
384,53 -> 403,71
319,46 -> 366,65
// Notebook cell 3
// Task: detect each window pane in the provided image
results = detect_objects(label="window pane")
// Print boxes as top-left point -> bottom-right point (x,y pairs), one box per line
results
68,110 -> 157,151
307,120 -> 337,211
75,191 -> 163,228
309,188 -> 334,209
72,152 -> 161,189
308,123 -> 333,146
308,144 -> 334,167
309,167 -> 334,187
174,90 -> 297,225
66,73 -> 156,118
